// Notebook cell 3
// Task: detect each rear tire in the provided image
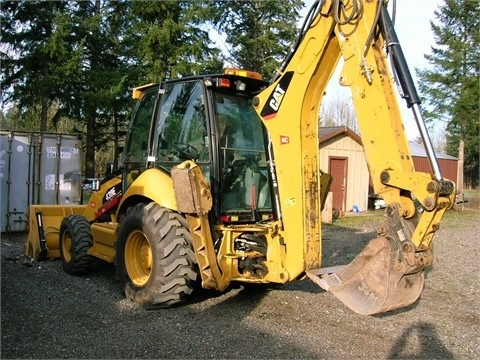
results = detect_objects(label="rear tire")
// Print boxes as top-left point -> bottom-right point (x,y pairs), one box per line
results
59,215 -> 93,275
116,202 -> 198,308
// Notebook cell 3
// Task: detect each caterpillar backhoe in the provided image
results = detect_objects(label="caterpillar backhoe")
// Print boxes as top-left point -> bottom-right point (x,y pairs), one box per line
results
24,0 -> 455,315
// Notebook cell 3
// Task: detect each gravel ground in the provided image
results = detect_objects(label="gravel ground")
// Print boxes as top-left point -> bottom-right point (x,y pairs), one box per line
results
1,205 -> 479,359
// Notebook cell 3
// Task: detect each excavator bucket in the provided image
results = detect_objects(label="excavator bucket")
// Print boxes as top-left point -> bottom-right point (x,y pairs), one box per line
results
24,204 -> 86,261
307,236 -> 425,315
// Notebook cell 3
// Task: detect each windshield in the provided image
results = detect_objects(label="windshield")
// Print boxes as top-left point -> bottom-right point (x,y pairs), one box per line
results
214,91 -> 272,216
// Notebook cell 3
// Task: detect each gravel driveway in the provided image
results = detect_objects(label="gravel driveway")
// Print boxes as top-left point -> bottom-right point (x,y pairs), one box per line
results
1,207 -> 479,359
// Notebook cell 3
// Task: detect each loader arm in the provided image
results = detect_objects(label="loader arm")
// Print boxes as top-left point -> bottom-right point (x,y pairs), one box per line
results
253,0 -> 455,314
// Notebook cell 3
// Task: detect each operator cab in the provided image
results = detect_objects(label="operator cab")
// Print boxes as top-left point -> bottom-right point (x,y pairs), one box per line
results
123,69 -> 273,224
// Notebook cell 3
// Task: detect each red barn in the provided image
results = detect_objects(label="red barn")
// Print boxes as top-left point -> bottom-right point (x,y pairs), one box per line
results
409,141 -> 459,184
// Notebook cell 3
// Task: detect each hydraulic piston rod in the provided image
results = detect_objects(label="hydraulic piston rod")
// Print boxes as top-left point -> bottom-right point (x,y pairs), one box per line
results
379,4 -> 443,181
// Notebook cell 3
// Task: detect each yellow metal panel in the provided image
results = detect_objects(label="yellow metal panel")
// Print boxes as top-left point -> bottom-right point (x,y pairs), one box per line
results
132,83 -> 156,99
89,222 -> 118,262
119,168 -> 178,212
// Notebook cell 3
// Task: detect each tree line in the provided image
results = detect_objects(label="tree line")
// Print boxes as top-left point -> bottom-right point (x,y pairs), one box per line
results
1,0 -> 478,188
1,0 -> 303,177
416,0 -> 479,189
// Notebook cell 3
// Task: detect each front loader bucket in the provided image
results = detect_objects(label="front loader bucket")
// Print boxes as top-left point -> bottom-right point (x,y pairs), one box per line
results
25,205 -> 86,261
307,236 -> 425,315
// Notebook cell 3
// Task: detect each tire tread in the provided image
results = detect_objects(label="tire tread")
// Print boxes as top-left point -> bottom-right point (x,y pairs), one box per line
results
116,203 -> 198,308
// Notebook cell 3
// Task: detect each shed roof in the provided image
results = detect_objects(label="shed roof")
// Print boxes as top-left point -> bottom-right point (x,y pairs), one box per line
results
408,141 -> 457,160
319,126 -> 457,161
319,126 -> 362,145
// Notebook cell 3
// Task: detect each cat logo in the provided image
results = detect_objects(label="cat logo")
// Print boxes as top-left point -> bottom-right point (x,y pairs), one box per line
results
269,84 -> 286,111
105,187 -> 117,201
260,71 -> 294,119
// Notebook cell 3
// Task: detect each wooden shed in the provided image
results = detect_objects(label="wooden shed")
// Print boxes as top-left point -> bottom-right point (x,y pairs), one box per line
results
318,126 -> 459,214
319,126 -> 370,212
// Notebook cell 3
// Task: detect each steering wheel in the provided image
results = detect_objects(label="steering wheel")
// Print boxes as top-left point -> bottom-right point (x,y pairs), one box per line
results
173,143 -> 199,160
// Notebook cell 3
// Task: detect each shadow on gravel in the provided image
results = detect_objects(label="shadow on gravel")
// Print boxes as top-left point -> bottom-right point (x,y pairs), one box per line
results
177,284 -> 325,359
388,322 -> 454,359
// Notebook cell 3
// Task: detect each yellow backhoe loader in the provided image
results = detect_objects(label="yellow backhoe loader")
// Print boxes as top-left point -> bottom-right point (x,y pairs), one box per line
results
25,0 -> 455,315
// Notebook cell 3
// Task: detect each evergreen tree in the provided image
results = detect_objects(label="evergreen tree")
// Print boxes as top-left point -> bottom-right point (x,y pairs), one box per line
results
2,1 -> 222,177
205,0 -> 304,79
416,0 -> 479,189
128,1 -> 223,83
1,1 -> 72,131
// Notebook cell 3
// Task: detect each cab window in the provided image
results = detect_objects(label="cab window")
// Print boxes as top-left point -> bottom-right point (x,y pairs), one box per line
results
154,80 -> 208,164
124,88 -> 157,164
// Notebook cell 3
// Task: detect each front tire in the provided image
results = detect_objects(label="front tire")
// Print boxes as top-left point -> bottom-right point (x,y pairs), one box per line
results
59,215 -> 94,275
116,202 -> 198,308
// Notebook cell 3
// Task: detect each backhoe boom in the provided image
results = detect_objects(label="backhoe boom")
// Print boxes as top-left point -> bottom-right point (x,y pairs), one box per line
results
253,0 -> 455,314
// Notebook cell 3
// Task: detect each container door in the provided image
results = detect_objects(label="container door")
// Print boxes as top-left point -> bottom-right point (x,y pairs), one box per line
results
0,132 -> 34,232
57,135 -> 82,204
35,133 -> 83,205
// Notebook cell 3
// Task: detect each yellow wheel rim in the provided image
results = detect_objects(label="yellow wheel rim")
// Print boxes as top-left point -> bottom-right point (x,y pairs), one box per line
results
125,230 -> 153,287
61,232 -> 73,263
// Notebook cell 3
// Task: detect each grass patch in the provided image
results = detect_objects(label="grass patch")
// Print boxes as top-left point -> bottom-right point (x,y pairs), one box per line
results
441,208 -> 480,228
331,210 -> 385,229
455,188 -> 480,210
82,190 -> 93,204
331,205 -> 479,231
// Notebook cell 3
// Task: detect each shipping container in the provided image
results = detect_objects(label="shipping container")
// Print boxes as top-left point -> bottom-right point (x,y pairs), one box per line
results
0,131 -> 83,232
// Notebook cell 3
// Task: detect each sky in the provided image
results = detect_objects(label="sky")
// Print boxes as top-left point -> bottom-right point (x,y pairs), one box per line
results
300,0 -> 444,141
390,0 -> 444,140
